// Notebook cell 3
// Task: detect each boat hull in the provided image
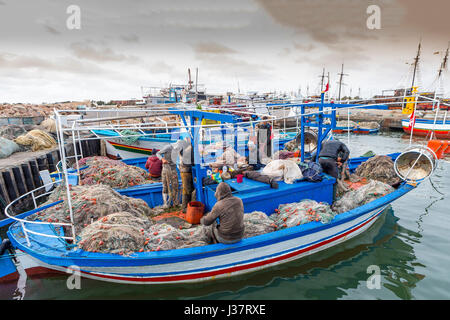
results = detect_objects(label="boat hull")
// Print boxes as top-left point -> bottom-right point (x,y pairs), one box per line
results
402,119 -> 450,139
9,204 -> 389,284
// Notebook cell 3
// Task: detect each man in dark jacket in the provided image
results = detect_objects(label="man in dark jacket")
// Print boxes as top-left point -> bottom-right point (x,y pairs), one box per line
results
315,139 -> 350,180
200,182 -> 244,244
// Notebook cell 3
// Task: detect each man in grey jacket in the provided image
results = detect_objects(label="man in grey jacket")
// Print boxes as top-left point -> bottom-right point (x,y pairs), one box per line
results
200,182 -> 244,244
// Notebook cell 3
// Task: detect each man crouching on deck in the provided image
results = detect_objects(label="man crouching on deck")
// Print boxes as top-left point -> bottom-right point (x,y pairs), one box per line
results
200,182 -> 244,244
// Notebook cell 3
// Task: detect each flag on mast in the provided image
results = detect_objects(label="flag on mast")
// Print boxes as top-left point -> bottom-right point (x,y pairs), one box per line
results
408,108 -> 416,129
322,81 -> 329,93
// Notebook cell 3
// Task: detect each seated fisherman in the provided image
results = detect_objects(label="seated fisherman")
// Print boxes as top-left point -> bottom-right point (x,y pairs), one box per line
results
200,182 -> 244,244
145,150 -> 162,179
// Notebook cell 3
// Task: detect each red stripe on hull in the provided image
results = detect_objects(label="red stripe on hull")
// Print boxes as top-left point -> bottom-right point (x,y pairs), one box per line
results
402,127 -> 450,139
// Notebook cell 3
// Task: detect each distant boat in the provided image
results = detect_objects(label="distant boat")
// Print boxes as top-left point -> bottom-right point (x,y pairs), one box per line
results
402,118 -> 450,139
353,122 -> 380,135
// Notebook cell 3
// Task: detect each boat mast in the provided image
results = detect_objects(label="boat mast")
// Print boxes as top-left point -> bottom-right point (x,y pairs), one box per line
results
319,68 -> 325,93
337,63 -> 348,103
410,40 -> 421,91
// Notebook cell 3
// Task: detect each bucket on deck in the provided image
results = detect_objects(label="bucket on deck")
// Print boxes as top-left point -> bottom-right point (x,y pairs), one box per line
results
236,174 -> 243,183
394,146 -> 437,182
294,130 -> 318,153
186,201 -> 205,224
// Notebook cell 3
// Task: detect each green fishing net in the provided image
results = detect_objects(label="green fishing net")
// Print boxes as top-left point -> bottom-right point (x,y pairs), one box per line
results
270,200 -> 337,229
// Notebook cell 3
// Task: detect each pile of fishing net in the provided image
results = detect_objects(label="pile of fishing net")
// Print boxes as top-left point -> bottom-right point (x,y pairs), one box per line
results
77,212 -> 155,255
77,156 -> 154,189
243,211 -> 276,238
270,200 -> 337,229
0,137 -> 21,159
119,130 -> 140,144
39,118 -> 57,133
261,159 -> 303,184
336,120 -> 357,128
352,155 -> 401,186
332,180 -> 394,214
30,184 -> 152,233
357,122 -> 380,129
0,124 -> 35,141
284,139 -> 299,152
14,129 -> 57,151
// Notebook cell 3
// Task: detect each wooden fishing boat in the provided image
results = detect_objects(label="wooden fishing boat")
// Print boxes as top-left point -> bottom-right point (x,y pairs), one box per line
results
402,118 -> 450,139
0,98 -> 437,284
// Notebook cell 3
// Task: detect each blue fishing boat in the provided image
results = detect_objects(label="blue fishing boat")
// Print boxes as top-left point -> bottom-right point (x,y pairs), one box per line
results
0,95 -> 438,284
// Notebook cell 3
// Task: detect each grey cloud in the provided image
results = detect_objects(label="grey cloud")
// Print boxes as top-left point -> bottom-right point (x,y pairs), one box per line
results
192,42 -> 238,55
120,34 -> 140,43
69,42 -> 140,63
36,18 -> 61,35
0,52 -> 110,75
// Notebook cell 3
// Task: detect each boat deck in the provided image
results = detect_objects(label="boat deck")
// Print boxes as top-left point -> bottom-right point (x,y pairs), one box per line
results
204,174 -> 335,214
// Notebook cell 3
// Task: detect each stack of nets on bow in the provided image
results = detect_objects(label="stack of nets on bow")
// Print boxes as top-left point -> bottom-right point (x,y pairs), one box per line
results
29,183 -> 152,233
332,180 -> 394,214
77,156 -> 155,189
270,200 -> 337,230
351,155 -> 401,187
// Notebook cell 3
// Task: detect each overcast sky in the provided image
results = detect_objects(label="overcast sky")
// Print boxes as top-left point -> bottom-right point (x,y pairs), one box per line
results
0,0 -> 449,103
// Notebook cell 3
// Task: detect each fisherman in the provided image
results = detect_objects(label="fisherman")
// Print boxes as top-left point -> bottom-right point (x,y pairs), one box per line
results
156,144 -> 180,208
172,137 -> 195,212
313,139 -> 350,199
145,150 -> 162,179
256,116 -> 273,165
200,182 -> 244,244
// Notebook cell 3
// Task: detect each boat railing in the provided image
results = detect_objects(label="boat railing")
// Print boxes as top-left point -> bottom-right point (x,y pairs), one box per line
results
3,180 -> 75,247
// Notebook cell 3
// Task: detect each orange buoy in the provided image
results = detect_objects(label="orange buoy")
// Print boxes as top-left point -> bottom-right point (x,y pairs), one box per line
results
427,140 -> 448,159
186,201 -> 205,225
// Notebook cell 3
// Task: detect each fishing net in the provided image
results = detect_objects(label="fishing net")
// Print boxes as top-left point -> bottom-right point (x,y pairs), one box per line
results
0,137 -> 21,158
30,183 -> 152,233
77,211 -> 154,255
14,129 -> 57,151
336,120 -> 357,128
0,124 -> 33,141
243,211 -> 276,238
270,200 -> 336,229
357,122 -> 380,129
40,118 -> 57,133
352,155 -> 401,186
332,180 -> 394,214
77,156 -> 155,189
141,223 -> 209,252
284,139 -> 299,152
119,129 -> 140,144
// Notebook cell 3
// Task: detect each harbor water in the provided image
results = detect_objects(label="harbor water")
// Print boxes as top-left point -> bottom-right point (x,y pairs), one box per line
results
1,132 -> 449,300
